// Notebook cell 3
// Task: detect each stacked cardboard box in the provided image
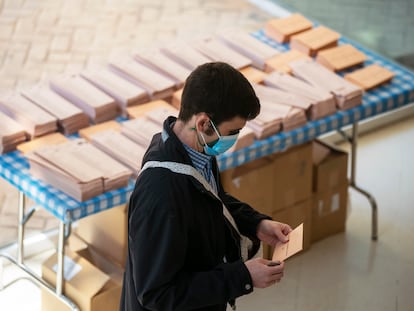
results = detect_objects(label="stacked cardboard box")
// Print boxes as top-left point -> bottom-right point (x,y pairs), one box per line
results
311,140 -> 349,242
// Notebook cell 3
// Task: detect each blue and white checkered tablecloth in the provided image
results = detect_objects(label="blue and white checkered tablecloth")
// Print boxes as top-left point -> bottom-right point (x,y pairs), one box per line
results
216,30 -> 414,171
1,29 -> 414,223
0,151 -> 134,223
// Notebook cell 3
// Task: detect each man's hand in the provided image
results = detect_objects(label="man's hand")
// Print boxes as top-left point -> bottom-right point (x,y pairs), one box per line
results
257,219 -> 292,247
244,258 -> 284,288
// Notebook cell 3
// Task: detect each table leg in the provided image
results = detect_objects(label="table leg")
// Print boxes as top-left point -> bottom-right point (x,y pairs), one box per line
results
347,121 -> 379,240
56,221 -> 66,295
17,191 -> 26,265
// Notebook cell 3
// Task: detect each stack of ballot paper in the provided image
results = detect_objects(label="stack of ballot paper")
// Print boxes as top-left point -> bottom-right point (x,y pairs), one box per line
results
246,102 -> 283,139
145,106 -> 178,126
0,111 -> 27,154
264,13 -> 313,43
290,26 -> 340,57
80,67 -> 149,114
109,57 -> 176,100
218,30 -> 280,70
90,130 -> 147,173
134,48 -> 192,88
316,44 -> 367,71
344,64 -> 395,90
17,133 -> 68,154
160,40 -> 212,70
264,50 -> 310,73
192,36 -> 252,69
22,84 -> 89,135
126,100 -> 178,120
264,71 -> 337,120
27,139 -> 132,200
49,74 -> 119,124
0,93 -> 57,139
121,117 -> 161,148
253,84 -> 308,131
171,88 -> 183,110
290,59 -> 364,110
239,67 -> 268,84
79,120 -> 121,141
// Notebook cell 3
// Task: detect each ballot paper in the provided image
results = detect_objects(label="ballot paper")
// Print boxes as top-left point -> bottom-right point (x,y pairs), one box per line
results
218,30 -> 280,70
90,130 -> 147,174
134,48 -> 192,88
264,50 -> 310,74
239,66 -> 268,84
192,36 -> 252,69
264,13 -> 313,43
272,223 -> 303,262
0,93 -> 58,138
109,57 -> 176,100
264,71 -> 337,120
17,133 -> 69,154
290,59 -> 364,110
344,64 -> 395,90
0,111 -> 27,154
78,121 -> 121,142
49,74 -> 119,124
22,84 -> 89,135
80,67 -> 149,114
121,117 -> 162,148
126,100 -> 178,119
160,40 -> 212,70
316,44 -> 367,72
290,26 -> 340,56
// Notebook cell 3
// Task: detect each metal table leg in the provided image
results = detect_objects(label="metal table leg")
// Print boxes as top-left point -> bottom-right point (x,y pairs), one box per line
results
339,121 -> 378,240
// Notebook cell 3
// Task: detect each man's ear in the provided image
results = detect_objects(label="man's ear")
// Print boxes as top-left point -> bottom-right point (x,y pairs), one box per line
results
195,113 -> 214,135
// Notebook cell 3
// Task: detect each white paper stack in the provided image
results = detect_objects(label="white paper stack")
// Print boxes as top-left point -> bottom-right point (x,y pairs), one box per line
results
0,93 -> 57,139
22,84 -> 89,135
218,30 -> 280,70
27,141 -> 104,201
0,111 -> 27,154
126,99 -> 178,120
290,59 -> 364,110
49,75 -> 119,124
80,67 -> 150,114
134,48 -> 192,88
264,71 -> 337,120
192,36 -> 252,69
160,40 -> 212,70
145,106 -> 178,126
253,84 -> 308,131
246,101 -> 284,139
90,130 -> 147,173
109,57 -> 176,100
121,117 -> 161,148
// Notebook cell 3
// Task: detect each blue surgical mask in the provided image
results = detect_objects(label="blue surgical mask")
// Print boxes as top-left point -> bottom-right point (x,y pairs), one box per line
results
199,120 -> 239,156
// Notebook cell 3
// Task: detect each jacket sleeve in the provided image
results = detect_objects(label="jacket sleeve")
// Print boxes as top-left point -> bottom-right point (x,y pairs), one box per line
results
127,170 -> 253,310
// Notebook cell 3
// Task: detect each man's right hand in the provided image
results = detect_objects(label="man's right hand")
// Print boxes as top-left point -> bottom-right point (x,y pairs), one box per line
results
244,258 -> 285,288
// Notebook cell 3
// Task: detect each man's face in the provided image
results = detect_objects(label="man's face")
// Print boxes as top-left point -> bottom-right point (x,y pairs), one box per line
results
204,116 -> 246,145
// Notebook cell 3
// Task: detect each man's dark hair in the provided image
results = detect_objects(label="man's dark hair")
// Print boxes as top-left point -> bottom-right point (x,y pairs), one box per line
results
178,62 -> 260,125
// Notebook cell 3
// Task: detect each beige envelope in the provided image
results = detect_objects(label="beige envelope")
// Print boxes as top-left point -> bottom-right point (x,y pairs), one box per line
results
264,50 -> 310,73
316,44 -> 367,71
264,13 -> 313,43
272,223 -> 303,262
240,66 -> 268,84
290,26 -> 340,56
344,64 -> 395,90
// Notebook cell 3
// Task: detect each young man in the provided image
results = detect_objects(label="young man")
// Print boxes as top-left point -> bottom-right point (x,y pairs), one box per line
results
120,62 -> 292,311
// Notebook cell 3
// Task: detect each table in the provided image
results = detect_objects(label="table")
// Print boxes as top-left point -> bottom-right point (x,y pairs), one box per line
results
1,28 -> 414,311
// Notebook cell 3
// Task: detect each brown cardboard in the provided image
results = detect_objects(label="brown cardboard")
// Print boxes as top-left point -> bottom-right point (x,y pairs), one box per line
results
270,143 -> 313,211
312,140 -> 348,192
220,157 -> 275,216
41,246 -> 123,311
311,183 -> 348,242
75,204 -> 128,268
263,198 -> 312,259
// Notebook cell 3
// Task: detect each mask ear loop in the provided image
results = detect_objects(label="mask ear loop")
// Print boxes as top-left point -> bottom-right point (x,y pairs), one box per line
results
209,120 -> 222,138
190,126 -> 208,152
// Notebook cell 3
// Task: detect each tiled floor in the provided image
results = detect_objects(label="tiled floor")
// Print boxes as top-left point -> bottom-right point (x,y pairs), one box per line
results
1,115 -> 413,310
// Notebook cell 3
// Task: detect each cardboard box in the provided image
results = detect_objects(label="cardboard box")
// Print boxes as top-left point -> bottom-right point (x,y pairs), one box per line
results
41,245 -> 123,311
311,183 -> 348,242
312,140 -> 348,193
263,198 -> 312,260
271,143 -> 313,211
220,157 -> 274,216
75,204 -> 128,267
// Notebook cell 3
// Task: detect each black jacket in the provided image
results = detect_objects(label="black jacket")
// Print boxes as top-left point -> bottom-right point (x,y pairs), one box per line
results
120,117 -> 270,311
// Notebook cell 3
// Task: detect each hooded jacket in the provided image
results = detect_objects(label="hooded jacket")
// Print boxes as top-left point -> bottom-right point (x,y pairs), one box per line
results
120,116 -> 270,311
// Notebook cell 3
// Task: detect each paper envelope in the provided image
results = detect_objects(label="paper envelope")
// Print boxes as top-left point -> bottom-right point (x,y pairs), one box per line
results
272,223 -> 304,262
